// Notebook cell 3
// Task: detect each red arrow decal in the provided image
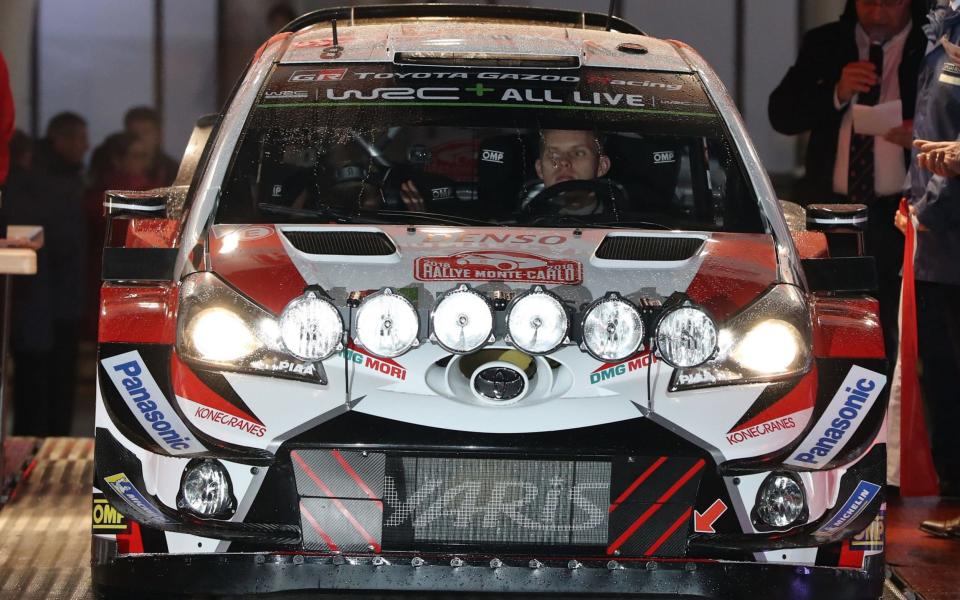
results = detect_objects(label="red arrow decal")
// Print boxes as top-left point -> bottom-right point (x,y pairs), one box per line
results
693,499 -> 727,533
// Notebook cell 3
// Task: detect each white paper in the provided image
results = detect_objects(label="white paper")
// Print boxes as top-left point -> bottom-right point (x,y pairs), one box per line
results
852,99 -> 902,136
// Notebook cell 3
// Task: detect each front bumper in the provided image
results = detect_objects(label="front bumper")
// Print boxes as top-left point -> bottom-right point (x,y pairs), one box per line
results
92,551 -> 885,599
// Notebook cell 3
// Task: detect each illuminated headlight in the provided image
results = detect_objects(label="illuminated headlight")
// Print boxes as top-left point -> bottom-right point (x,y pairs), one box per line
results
432,286 -> 494,354
506,287 -> 569,354
188,307 -> 261,362
733,320 -> 801,374
355,288 -> 419,358
177,459 -> 236,519
279,291 -> 344,361
755,473 -> 806,528
581,294 -> 644,361
655,306 -> 717,368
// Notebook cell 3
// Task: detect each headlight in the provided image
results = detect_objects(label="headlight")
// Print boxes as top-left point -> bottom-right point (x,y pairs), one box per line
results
581,293 -> 644,361
188,307 -> 261,362
754,472 -> 806,529
355,288 -> 420,358
279,292 -> 344,361
655,305 -> 717,368
506,287 -> 569,354
432,285 -> 494,354
670,285 -> 812,391
177,459 -> 236,520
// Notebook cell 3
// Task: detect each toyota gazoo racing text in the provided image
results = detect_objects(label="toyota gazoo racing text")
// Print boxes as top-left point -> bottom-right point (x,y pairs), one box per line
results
92,6 -> 889,599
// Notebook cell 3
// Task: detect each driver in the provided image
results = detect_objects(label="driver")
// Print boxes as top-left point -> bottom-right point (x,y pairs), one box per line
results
399,129 -> 611,213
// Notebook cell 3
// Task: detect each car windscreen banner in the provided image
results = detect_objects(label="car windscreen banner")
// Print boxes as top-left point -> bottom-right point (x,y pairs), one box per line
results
255,63 -> 722,135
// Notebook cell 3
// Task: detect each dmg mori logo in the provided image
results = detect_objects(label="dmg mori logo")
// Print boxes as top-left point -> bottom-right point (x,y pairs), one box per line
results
653,150 -> 675,164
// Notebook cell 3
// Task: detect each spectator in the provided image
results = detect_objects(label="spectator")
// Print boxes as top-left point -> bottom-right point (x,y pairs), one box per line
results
123,106 -> 177,187
769,0 -> 928,363
80,132 -> 152,340
895,0 -> 960,502
7,112 -> 89,436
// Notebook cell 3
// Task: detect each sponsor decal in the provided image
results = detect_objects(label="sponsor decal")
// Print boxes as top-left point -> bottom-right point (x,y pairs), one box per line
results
272,184 -> 283,197
784,365 -> 885,468
415,250 -> 581,284
817,480 -> 881,536
353,71 -> 580,82
481,149 -> 504,164
104,473 -> 165,520
940,61 -> 960,87
850,504 -> 885,553
211,225 -> 274,241
101,351 -> 205,455
430,186 -> 454,201
193,406 -> 266,437
586,74 -> 684,91
264,90 -> 308,100
93,494 -> 129,532
289,68 -> 347,82
340,343 -> 407,380
693,499 -> 727,533
590,351 -> 657,385
420,231 -> 566,245
653,150 -> 675,164
726,416 -> 798,445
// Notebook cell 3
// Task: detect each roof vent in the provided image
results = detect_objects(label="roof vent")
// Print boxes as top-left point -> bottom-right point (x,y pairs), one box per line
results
281,230 -> 397,256
595,235 -> 703,262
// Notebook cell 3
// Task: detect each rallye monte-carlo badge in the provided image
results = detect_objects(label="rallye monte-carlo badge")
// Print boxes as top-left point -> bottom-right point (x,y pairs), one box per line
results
415,251 -> 582,284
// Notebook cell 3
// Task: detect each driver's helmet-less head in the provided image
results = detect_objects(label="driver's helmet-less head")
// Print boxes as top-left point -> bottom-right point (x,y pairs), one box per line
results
535,129 -> 611,215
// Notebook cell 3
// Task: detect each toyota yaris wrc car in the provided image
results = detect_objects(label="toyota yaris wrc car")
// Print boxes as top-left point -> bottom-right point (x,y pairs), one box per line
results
92,5 -> 889,598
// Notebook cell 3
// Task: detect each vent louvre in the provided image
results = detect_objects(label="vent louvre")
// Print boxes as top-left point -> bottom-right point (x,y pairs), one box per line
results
595,236 -> 703,262
281,231 -> 397,256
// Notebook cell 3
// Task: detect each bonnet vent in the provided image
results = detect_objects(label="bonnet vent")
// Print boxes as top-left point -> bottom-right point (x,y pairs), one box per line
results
281,230 -> 397,256
595,236 -> 704,262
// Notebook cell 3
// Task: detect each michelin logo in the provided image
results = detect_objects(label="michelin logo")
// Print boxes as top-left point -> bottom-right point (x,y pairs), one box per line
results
104,472 -> 164,520
784,365 -> 886,468
101,351 -> 205,455
817,480 -> 881,536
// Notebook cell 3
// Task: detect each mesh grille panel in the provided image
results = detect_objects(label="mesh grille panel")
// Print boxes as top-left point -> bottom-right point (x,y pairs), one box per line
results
281,230 -> 397,256
595,236 -> 703,261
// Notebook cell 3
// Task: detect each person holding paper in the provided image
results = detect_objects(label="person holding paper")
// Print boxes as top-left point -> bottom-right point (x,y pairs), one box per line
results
769,0 -> 927,365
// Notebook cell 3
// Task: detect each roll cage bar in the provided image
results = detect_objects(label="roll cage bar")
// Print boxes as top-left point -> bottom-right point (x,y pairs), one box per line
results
280,3 -> 645,36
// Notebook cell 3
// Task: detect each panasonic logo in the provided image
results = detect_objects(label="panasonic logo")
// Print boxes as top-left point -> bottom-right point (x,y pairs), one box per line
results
101,351 -> 205,455
784,365 -> 885,468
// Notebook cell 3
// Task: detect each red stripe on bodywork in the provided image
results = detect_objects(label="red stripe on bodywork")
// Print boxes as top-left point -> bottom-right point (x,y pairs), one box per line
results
643,507 -> 693,556
209,225 -> 307,315
99,284 -> 178,344
299,501 -> 340,552
291,451 -> 382,552
331,450 -> 382,507
685,234 -> 778,322
728,366 -> 818,434
609,456 -> 668,513
607,459 -> 706,555
170,352 -> 263,425
812,297 -> 884,359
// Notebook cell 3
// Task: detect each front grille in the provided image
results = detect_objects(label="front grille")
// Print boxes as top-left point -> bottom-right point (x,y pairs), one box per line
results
290,449 -> 704,557
595,235 -> 704,261
281,230 -> 397,256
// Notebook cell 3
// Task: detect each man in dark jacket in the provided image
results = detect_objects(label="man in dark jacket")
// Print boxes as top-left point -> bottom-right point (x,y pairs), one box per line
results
769,0 -> 928,364
8,112 -> 88,436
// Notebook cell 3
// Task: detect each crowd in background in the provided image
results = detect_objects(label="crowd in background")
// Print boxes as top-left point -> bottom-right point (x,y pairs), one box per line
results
4,107 -> 177,437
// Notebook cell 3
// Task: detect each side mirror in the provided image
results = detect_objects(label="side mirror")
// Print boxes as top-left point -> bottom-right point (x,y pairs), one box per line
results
104,190 -> 168,219
805,203 -> 867,257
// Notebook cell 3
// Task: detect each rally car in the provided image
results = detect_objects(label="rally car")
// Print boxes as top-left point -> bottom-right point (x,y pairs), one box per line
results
92,5 -> 889,598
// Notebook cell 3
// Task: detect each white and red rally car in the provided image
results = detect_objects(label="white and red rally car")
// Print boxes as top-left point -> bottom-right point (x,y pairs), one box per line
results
92,5 -> 889,598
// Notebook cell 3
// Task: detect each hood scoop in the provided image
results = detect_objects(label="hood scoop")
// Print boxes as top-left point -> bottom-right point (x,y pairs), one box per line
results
281,230 -> 397,256
595,235 -> 704,262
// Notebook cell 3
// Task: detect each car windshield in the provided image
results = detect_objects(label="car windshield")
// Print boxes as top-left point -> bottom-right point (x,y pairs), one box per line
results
217,63 -> 765,232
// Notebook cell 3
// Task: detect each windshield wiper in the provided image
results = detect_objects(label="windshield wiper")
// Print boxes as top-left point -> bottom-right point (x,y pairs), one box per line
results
258,202 -> 367,223
590,220 -> 672,230
258,203 -> 496,227
373,210 -> 496,227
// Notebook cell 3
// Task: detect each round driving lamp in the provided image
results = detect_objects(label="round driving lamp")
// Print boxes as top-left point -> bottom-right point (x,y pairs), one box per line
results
177,459 -> 236,520
581,293 -> 645,361
505,287 -> 569,355
279,291 -> 344,361
655,305 -> 718,368
755,472 -> 806,529
432,285 -> 494,354
355,288 -> 420,358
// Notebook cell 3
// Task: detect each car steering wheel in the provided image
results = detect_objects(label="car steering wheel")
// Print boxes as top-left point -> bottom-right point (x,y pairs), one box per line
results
522,178 -> 629,216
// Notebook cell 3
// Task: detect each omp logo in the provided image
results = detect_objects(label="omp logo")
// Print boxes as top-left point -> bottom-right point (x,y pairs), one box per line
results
784,366 -> 886,468
481,149 -> 504,164
431,187 -> 454,200
289,68 -> 347,82
101,351 -> 205,455
653,151 -> 675,164
103,473 -> 164,520
92,496 -> 128,531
